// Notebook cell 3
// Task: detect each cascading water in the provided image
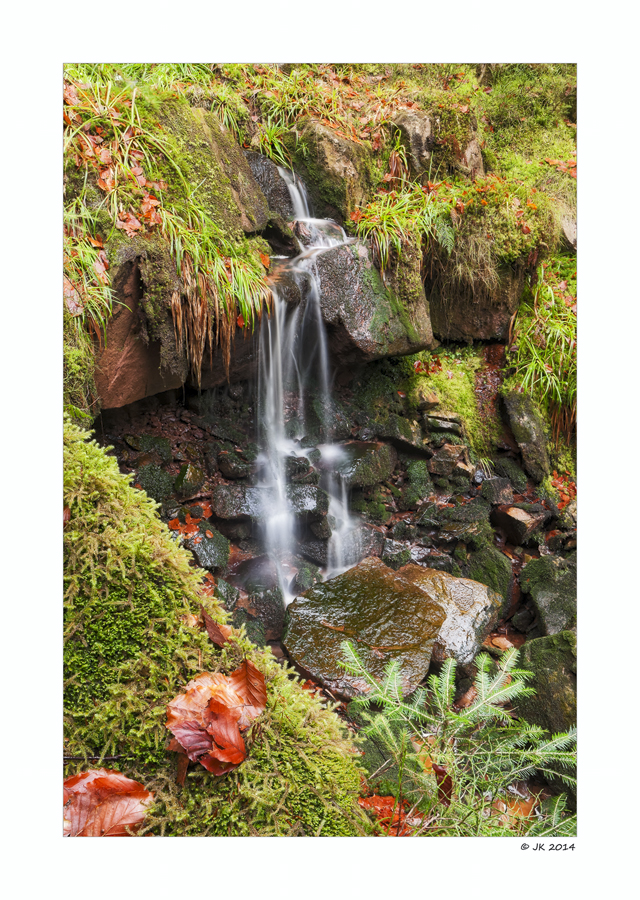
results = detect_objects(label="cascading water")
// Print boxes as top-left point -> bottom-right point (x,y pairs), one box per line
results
257,168 -> 361,603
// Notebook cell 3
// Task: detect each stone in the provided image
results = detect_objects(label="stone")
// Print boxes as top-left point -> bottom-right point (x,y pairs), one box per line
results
287,485 -> 330,521
423,416 -> 462,436
359,525 -> 386,558
124,434 -> 172,463
481,477 -> 514,506
211,484 -> 263,519
515,631 -> 576,735
494,457 -> 529,493
298,540 -> 328,567
381,539 -> 412,570
520,555 -> 577,635
313,242 -> 435,369
416,389 -> 440,411
185,527 -> 230,571
217,450 -> 253,479
465,546 -> 513,611
490,505 -> 547,545
174,463 -> 205,499
236,588 -> 286,643
501,391 -> 550,483
244,150 -> 294,219
136,464 -> 174,504
437,498 -> 494,550
376,414 -> 430,452
428,443 -> 464,476
283,557 -> 447,699
428,267 -> 526,343
398,563 -> 503,671
561,215 -> 577,251
393,109 -> 484,182
332,442 -> 398,488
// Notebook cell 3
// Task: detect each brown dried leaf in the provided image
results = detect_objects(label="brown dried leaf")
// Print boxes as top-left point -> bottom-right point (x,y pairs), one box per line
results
116,211 -> 142,238
63,276 -> 84,316
63,768 -> 153,836
201,606 -> 232,647
227,659 -> 267,729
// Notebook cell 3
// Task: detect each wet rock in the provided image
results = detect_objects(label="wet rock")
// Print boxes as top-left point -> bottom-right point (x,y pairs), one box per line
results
437,498 -> 493,550
490,505 -> 547,545
398,563 -> 502,671
174,463 -> 205,498
501,391 -> 550,483
520,555 -> 577,635
309,519 -> 332,540
515,631 -> 576,734
185,527 -> 230,571
244,150 -> 294,219
124,434 -> 172,463
393,109 -> 484,182
287,485 -> 330,521
283,557 -> 447,699
136,464 -> 174,504
238,588 -> 286,643
218,450 -> 253,479
291,558 -> 321,594
381,539 -> 412,570
313,242 -> 435,369
399,459 -> 433,511
214,577 -> 240,610
481,477 -> 514,506
298,540 -> 328,567
333,442 -> 398,488
359,525 -> 385,558
429,267 -> 526,343
211,484 -> 263,519
453,461 -> 475,481
428,443 -> 465,476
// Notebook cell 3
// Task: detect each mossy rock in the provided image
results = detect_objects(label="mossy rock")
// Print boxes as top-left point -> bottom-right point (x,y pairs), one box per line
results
515,631 -> 576,735
466,546 -> 513,611
494,457 -> 529,492
136,463 -> 175,504
520,554 -> 577,635
501,390 -> 551,483
63,418 -> 369,836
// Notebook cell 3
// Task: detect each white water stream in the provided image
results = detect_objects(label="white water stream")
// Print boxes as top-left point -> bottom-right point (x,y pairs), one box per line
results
257,168 -> 362,604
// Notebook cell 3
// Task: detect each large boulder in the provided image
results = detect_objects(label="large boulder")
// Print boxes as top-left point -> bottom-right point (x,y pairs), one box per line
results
398,563 -> 503,670
332,441 -> 398,488
313,242 -> 436,368
283,557 -> 446,698
244,150 -> 294,219
501,391 -> 551,482
428,267 -> 526,342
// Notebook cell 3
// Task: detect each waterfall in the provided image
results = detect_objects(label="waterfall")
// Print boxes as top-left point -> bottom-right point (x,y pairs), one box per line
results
257,169 -> 362,603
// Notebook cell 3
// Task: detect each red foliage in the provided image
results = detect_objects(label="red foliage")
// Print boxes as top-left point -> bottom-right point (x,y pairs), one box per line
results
63,769 -> 153,836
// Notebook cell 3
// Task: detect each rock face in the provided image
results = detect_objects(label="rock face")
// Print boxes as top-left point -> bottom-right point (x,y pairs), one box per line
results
283,557 -> 446,699
428,268 -> 525,342
398,564 -> 503,670
332,442 -> 398,488
490,505 -> 547,545
501,391 -> 550,482
520,555 -> 577,635
313,242 -> 436,367
244,150 -> 294,219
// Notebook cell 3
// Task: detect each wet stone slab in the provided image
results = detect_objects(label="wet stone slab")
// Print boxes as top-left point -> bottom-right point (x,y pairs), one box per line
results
283,557 -> 447,699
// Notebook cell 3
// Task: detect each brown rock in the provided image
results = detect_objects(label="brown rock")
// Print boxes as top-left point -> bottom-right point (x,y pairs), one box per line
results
490,505 -> 546,545
428,443 -> 464,476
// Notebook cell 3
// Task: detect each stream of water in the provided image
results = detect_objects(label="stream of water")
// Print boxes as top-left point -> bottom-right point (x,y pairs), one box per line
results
256,169 -> 362,604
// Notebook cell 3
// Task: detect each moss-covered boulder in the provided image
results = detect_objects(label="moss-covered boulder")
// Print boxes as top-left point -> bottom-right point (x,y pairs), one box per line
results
501,390 -> 550,482
520,554 -> 577,635
465,545 -> 513,611
313,241 -> 435,368
398,563 -> 503,670
515,631 -> 576,735
333,441 -> 398,488
63,418 -> 369,836
185,526 -> 230,571
283,557 -> 446,698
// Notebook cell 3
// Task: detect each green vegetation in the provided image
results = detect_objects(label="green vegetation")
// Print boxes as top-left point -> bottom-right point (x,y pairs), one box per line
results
63,417 -> 368,835
341,641 -> 576,836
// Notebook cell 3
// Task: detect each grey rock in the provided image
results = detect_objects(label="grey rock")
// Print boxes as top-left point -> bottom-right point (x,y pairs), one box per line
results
481,477 -> 514,506
185,527 -> 230,571
520,555 -> 577,635
501,391 -> 550,483
490,505 -> 547,545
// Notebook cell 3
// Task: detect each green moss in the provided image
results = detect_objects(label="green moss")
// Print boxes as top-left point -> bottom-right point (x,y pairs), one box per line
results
466,546 -> 512,610
64,418 -> 368,835
63,311 -> 98,419
136,464 -> 175,504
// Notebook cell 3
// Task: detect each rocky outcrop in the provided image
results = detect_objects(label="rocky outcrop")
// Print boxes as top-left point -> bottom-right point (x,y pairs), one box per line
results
515,630 -> 576,735
283,557 -> 446,698
520,555 -> 577,635
393,108 -> 485,182
428,267 -> 526,342
313,241 -> 435,367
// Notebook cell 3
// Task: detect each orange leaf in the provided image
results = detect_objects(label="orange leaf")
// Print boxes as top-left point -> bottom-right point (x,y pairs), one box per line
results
227,659 -> 267,729
259,252 -> 270,269
201,606 -> 232,648
167,518 -> 181,531
237,313 -> 245,328
63,769 -> 153,837
205,529 -> 214,538
116,211 -> 142,238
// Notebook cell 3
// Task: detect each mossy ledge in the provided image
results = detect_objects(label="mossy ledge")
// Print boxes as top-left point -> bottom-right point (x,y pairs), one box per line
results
63,416 -> 369,836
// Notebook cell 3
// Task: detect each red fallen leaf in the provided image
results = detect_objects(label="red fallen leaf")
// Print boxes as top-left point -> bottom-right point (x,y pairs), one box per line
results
184,523 -> 199,535
459,104 -> 469,113
227,659 -> 267,729
201,606 -> 232,647
87,235 -> 104,248
558,280 -> 568,291
63,506 -> 71,525
397,391 -> 406,398
237,313 -> 245,328
116,211 -> 142,238
97,167 -> 115,192
63,82 -> 81,107
350,209 -> 363,223
167,518 -> 181,531
455,200 -> 465,214
146,179 -> 168,192
131,165 -> 146,187
432,763 -> 453,806
63,276 -> 84,316
97,146 -> 113,165
63,768 -> 153,836
259,252 -> 270,269
521,223 -> 532,235
93,250 -> 109,284
192,535 -> 203,544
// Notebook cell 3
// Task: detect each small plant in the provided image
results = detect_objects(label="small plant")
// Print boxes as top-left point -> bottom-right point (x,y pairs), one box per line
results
341,641 -> 576,836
